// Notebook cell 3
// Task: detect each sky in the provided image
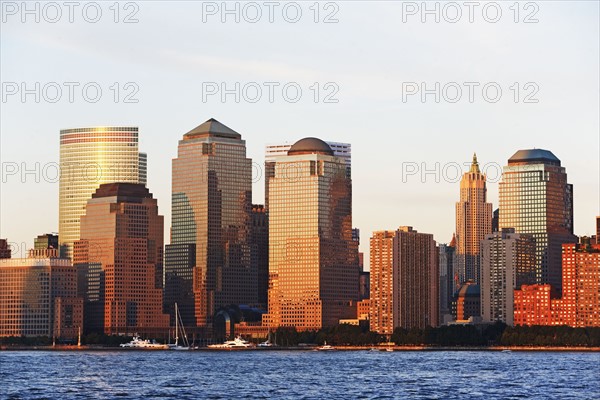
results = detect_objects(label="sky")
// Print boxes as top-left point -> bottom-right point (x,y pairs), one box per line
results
1,1 -> 599,269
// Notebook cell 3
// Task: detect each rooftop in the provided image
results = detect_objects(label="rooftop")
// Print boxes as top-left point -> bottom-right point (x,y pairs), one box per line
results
184,118 -> 241,140
287,137 -> 334,156
508,149 -> 561,166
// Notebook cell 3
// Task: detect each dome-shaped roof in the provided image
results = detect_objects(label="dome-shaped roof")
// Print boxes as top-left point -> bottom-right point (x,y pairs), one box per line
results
287,137 -> 333,156
508,149 -> 560,166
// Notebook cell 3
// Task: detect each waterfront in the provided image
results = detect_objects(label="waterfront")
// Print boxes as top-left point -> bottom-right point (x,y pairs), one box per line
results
1,351 -> 598,399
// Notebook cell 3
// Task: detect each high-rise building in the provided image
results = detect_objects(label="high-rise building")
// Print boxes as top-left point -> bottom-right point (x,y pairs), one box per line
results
59,127 -> 146,259
499,149 -> 576,293
370,227 -> 438,335
455,153 -> 493,284
264,141 -> 351,211
438,236 -> 456,323
0,252 -> 82,340
492,209 -> 499,233
480,228 -> 536,325
34,234 -> 58,250
251,204 -> 269,309
165,119 -> 255,330
595,216 -> 600,244
74,183 -> 168,335
0,239 -> 11,258
515,238 -> 600,327
264,138 -> 358,331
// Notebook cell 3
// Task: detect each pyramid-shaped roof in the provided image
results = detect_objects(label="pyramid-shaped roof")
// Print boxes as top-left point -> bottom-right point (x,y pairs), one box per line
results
184,118 -> 241,139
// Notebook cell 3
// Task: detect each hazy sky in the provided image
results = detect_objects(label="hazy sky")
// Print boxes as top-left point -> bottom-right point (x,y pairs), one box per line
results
1,1 -> 599,268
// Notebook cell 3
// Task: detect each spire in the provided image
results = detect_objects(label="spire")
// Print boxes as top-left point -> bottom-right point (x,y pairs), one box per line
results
470,152 -> 480,174
449,233 -> 456,247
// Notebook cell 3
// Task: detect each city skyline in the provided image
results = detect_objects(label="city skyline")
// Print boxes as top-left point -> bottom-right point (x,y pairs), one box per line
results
2,2 -> 598,269
0,122 -> 598,271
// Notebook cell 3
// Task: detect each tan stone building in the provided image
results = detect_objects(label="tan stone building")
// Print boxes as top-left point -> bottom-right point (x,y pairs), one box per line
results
455,154 -> 492,284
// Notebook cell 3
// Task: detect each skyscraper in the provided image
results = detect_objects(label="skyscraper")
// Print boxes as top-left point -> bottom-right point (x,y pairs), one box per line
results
264,141 -> 351,211
250,204 -> 269,309
455,153 -> 493,284
438,235 -> 456,323
59,127 -> 146,259
480,228 -> 536,325
164,119 -> 255,330
499,149 -> 576,293
74,183 -> 168,335
265,138 -> 358,330
370,227 -> 438,335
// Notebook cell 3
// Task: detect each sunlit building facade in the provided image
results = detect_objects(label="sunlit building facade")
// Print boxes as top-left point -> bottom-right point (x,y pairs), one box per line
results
455,154 -> 493,284
499,149 -> 576,293
165,119 -> 255,330
265,138 -> 358,331
0,255 -> 82,339
264,141 -> 351,211
370,227 -> 438,335
514,238 -> 600,327
75,183 -> 169,335
59,127 -> 146,259
480,229 -> 536,326
452,281 -> 480,323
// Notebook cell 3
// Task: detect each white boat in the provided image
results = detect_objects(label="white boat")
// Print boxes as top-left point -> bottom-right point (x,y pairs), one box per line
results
258,340 -> 274,347
315,341 -> 335,351
208,336 -> 254,349
120,335 -> 168,349
169,302 -> 190,350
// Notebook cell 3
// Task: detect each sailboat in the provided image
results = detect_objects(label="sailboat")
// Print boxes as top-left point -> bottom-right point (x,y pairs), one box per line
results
169,303 -> 190,350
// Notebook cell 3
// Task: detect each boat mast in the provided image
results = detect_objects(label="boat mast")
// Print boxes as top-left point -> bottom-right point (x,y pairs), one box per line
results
175,302 -> 179,346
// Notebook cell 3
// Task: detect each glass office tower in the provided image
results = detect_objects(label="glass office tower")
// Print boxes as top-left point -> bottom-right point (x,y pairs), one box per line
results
59,127 -> 146,259
265,137 -> 358,331
164,119 -> 255,329
499,149 -> 576,293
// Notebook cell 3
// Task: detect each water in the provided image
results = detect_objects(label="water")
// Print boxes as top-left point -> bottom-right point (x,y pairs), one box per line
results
1,350 -> 598,399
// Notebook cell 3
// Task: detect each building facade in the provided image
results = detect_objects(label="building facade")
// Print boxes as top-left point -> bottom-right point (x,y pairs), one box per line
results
514,238 -> 600,327
164,119 -> 256,330
452,281 -> 481,323
251,204 -> 269,309
264,141 -> 351,211
455,154 -> 493,284
265,138 -> 358,331
370,227 -> 438,335
438,236 -> 456,323
480,229 -> 536,325
0,239 -> 11,258
75,183 -> 169,335
59,127 -> 146,259
499,149 -> 576,293
0,255 -> 82,339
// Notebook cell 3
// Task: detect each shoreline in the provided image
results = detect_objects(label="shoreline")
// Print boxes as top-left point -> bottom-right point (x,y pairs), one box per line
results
2,345 -> 599,352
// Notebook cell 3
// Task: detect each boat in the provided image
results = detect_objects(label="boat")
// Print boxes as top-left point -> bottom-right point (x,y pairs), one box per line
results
315,341 -> 335,351
258,331 -> 276,347
208,336 -> 254,349
120,335 -> 168,349
385,347 -> 394,352
502,349 -> 512,353
169,302 -> 190,350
